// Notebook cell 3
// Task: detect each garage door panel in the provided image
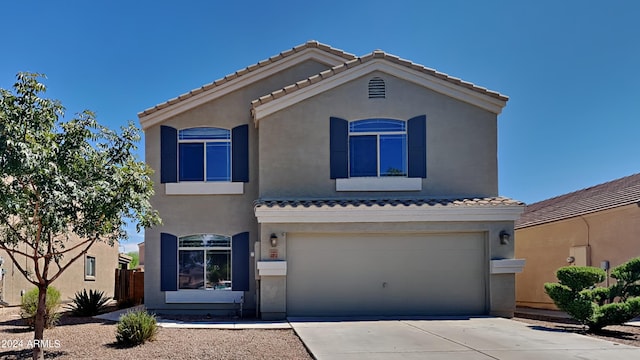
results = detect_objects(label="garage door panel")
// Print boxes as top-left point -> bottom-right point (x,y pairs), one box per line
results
286,232 -> 486,317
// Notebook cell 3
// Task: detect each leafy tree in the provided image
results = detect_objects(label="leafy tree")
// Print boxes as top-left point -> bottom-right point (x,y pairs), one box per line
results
127,251 -> 140,269
544,257 -> 640,331
0,73 -> 160,360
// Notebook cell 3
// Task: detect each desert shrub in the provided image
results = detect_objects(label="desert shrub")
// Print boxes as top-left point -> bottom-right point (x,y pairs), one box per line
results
20,286 -> 62,329
67,289 -> 111,316
115,309 -> 158,346
545,257 -> 640,331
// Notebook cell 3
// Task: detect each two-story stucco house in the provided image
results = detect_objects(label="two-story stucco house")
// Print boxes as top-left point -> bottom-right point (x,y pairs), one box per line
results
138,41 -> 525,320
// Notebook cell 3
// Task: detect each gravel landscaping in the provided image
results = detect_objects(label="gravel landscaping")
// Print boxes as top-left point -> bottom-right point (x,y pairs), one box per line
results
2,305 -> 639,359
0,307 -> 312,360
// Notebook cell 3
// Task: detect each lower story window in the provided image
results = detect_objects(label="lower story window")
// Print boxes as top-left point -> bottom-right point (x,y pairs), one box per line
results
178,234 -> 232,290
85,256 -> 96,280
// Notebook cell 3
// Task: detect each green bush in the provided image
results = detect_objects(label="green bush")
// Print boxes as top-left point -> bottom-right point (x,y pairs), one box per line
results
545,257 -> 640,331
20,286 -> 62,329
556,266 -> 605,291
115,309 -> 158,346
67,289 -> 111,316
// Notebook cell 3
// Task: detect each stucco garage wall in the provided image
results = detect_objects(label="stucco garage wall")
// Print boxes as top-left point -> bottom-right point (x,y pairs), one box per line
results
515,204 -> 640,310
286,232 -> 487,317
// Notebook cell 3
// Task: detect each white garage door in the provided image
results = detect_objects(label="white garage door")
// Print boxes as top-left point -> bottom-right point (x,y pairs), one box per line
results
286,232 -> 486,317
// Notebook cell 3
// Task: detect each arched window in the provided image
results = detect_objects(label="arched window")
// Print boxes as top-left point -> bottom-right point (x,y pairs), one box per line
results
368,77 -> 385,99
349,119 -> 406,177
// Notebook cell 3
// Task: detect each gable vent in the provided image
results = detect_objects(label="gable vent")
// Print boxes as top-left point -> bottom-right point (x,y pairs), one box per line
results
368,77 -> 386,99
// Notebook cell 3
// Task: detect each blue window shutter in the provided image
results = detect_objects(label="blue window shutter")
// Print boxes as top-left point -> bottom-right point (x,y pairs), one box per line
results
160,126 -> 178,183
231,125 -> 249,182
231,232 -> 250,291
160,233 -> 178,291
407,115 -> 427,178
330,117 -> 348,179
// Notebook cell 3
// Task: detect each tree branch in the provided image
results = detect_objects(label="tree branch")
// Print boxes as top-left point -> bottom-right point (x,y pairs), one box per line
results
0,244 -> 38,286
48,238 -> 96,283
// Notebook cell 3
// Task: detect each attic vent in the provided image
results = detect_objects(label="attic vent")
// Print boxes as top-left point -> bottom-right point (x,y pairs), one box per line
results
368,77 -> 385,99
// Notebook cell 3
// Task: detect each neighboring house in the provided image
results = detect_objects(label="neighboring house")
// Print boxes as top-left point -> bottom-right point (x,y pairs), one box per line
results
515,173 -> 640,310
0,236 -> 118,306
138,41 -> 524,320
137,242 -> 145,271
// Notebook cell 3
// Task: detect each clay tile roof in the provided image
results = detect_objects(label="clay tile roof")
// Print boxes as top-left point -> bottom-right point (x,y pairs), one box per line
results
515,173 -> 640,229
138,41 -> 356,118
250,49 -> 508,109
254,197 -> 523,209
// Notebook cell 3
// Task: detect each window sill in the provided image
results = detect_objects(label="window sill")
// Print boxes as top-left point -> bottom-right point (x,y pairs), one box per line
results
165,290 -> 244,303
165,182 -> 244,195
336,177 -> 422,192
84,276 -> 96,281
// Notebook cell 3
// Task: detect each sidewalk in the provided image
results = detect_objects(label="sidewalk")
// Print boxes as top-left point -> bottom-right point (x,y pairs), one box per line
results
93,306 -> 290,329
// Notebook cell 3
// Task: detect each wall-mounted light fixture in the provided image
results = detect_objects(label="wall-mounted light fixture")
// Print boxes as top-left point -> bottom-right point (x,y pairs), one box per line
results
270,233 -> 278,247
499,230 -> 510,245
566,256 -> 575,264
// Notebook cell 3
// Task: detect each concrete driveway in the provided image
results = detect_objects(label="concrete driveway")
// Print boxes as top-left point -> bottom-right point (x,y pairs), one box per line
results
289,316 -> 640,360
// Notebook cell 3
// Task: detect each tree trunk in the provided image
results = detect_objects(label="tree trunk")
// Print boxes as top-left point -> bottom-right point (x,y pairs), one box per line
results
32,284 -> 47,360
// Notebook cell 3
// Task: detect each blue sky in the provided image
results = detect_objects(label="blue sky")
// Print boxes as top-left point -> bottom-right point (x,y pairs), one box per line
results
2,1 -> 639,252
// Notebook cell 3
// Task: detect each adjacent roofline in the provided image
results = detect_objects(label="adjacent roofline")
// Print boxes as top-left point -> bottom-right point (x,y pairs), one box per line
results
138,41 -> 356,130
254,197 -> 524,224
251,51 -> 509,124
515,173 -> 640,229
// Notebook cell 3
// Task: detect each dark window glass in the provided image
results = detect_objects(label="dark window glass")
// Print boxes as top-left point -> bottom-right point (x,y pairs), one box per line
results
349,135 -> 378,177
179,143 -> 205,181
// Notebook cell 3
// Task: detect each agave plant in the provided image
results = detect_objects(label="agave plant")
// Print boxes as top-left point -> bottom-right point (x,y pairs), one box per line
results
67,289 -> 111,316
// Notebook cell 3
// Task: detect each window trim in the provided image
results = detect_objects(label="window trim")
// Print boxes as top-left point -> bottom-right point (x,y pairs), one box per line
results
336,177 -> 422,191
165,182 -> 243,195
85,255 -> 96,281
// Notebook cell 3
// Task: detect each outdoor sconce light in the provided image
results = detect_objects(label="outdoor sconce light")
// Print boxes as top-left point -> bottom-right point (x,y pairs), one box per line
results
499,230 -> 510,245
270,233 -> 278,247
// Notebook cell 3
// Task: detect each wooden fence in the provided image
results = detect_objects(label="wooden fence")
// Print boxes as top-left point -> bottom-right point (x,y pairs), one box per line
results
114,269 -> 144,305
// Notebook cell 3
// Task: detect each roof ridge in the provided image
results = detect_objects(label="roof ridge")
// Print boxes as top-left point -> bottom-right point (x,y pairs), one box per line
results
250,49 -> 509,110
139,41 -> 356,118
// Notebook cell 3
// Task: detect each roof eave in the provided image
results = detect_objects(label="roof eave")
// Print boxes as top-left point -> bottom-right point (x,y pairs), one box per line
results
252,58 -> 508,125
138,43 -> 355,130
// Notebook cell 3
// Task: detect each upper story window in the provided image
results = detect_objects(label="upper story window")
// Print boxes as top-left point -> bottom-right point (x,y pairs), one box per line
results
349,119 -> 406,177
178,127 -> 231,182
330,115 -> 426,183
160,124 -> 249,189
178,234 -> 232,290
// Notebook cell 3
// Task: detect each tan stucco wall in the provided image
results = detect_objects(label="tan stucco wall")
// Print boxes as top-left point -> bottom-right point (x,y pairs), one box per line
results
0,237 -> 118,306
143,59 -> 335,312
515,204 -> 640,309
258,71 -> 499,199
